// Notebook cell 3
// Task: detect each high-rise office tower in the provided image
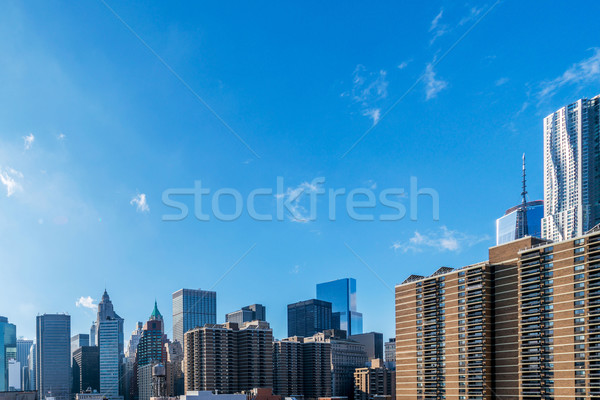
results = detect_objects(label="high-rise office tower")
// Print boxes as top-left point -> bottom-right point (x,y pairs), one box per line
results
72,346 -> 100,394
225,304 -> 266,324
136,302 -> 167,400
184,321 -> 273,394
8,358 -> 20,391
71,334 -> 89,367
317,278 -> 363,335
287,299 -> 332,337
349,332 -> 383,361
90,322 -> 96,347
0,316 -> 16,392
28,344 -> 36,392
496,154 -> 544,245
272,336 -> 332,399
172,288 -> 217,346
124,322 -> 143,400
71,334 -> 89,355
96,290 -> 124,400
383,338 -> 395,370
16,339 -> 33,390
36,314 -> 71,400
542,95 -> 600,241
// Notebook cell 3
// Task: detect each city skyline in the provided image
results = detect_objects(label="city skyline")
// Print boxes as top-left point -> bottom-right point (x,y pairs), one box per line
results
2,1 -> 600,358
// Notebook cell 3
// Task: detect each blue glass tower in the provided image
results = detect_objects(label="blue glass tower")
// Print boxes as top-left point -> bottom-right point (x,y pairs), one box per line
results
0,316 -> 17,392
316,278 -> 363,335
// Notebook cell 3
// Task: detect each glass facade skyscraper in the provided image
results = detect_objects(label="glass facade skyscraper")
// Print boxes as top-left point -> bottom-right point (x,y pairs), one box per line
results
36,314 -> 71,400
496,200 -> 544,245
17,339 -> 33,390
316,278 -> 363,335
172,288 -> 216,346
0,316 -> 17,392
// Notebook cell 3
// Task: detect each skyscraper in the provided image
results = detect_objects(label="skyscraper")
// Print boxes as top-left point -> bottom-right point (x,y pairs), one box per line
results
0,317 -> 17,392
542,95 -> 600,241
96,290 -> 124,400
90,322 -> 96,347
136,302 -> 167,400
36,314 -> 71,400
287,299 -> 332,338
16,339 -> 33,391
316,278 -> 363,335
496,154 -> 544,245
72,346 -> 100,394
71,334 -> 89,367
71,334 -> 90,356
28,344 -> 36,392
225,304 -> 266,324
124,322 -> 143,400
348,332 -> 383,361
172,288 -> 216,346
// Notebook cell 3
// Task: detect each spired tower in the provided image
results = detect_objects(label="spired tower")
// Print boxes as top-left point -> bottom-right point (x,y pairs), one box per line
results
96,290 -> 125,400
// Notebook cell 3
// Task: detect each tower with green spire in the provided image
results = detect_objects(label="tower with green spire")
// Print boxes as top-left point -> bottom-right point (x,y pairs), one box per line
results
150,300 -> 163,321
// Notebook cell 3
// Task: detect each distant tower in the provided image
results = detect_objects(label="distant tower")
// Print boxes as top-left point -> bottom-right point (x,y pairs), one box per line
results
519,153 -> 529,238
496,155 -> 544,245
36,314 -> 71,400
172,289 -> 216,346
96,290 -> 124,400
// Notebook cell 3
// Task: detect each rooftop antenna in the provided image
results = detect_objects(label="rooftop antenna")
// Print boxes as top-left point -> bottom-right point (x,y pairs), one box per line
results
521,153 -> 529,237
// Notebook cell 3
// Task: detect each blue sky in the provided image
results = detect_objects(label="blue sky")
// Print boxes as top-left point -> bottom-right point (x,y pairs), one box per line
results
2,1 -> 600,344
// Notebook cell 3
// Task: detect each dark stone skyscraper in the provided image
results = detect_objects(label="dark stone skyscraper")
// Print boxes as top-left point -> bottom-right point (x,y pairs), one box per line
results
36,314 -> 71,400
72,346 -> 99,393
287,299 -> 332,337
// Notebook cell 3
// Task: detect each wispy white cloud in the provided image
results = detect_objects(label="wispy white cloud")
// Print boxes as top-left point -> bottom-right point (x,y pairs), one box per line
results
392,226 -> 489,253
130,193 -> 150,213
290,265 -> 301,274
538,48 -> 600,98
276,181 -> 321,223
362,108 -> 381,125
0,167 -> 23,197
424,62 -> 448,100
458,6 -> 484,26
397,60 -> 412,70
23,133 -> 34,151
429,8 -> 448,44
75,296 -> 96,310
58,133 -> 66,141
495,77 -> 509,86
346,65 -> 389,125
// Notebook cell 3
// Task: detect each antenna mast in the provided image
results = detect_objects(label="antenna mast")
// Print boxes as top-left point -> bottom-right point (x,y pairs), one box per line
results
521,153 -> 529,237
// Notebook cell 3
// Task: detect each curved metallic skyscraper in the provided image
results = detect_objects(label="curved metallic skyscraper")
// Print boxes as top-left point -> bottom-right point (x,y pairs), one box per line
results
542,95 -> 600,241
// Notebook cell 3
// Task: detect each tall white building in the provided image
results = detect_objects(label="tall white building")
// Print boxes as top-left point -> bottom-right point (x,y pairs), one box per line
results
542,95 -> 600,241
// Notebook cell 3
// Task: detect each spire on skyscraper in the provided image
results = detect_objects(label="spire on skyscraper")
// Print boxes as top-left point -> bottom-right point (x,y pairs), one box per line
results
150,300 -> 163,321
